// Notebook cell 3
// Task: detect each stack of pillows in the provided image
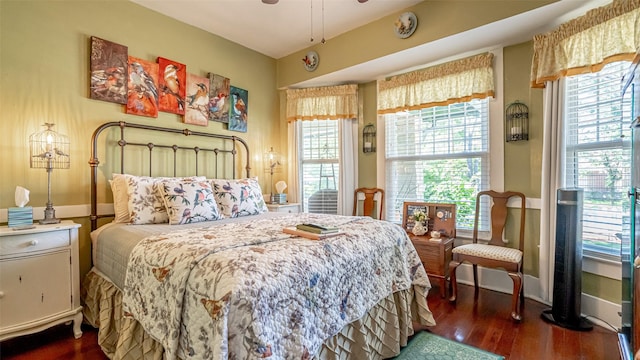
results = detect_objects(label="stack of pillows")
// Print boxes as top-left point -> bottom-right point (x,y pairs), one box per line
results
110,174 -> 268,225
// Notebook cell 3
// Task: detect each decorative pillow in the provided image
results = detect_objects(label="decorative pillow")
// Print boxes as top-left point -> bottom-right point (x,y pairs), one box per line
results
210,177 -> 268,218
158,180 -> 223,225
110,174 -> 130,223
125,175 -> 206,225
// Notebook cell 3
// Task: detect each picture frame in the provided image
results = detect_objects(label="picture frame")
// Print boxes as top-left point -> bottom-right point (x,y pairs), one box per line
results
402,201 -> 457,237
402,202 -> 429,233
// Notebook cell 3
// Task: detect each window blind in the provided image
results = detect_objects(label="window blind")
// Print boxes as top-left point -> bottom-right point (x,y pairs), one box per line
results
299,120 -> 340,214
564,60 -> 632,257
385,99 -> 490,230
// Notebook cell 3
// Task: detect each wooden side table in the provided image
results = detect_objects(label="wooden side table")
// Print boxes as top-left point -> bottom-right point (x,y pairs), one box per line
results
409,234 -> 454,298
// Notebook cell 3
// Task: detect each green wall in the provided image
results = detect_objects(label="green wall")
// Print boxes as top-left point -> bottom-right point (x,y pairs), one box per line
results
0,0 -> 280,279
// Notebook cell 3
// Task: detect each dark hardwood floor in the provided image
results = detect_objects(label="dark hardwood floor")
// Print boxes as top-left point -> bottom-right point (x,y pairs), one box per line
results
0,283 -> 620,359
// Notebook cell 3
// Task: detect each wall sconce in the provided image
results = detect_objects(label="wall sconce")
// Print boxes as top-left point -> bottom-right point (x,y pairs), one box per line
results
505,101 -> 529,142
363,123 -> 376,153
30,123 -> 70,224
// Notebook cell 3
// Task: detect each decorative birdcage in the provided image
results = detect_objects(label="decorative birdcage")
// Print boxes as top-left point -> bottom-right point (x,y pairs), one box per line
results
505,101 -> 529,142
363,123 -> 376,153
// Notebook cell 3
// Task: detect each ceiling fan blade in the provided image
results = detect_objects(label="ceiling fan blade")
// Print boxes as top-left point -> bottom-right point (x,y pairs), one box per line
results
262,0 -> 279,4
357,0 -> 369,2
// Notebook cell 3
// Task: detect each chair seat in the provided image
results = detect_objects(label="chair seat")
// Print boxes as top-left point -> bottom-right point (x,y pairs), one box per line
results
452,243 -> 523,263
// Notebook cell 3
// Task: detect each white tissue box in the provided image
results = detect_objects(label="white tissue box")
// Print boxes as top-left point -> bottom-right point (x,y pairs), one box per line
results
8,207 -> 33,227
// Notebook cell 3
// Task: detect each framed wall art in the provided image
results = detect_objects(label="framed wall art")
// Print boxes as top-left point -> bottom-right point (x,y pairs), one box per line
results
90,36 -> 128,104
125,56 -> 159,118
184,73 -> 210,126
208,73 -> 230,123
157,57 -> 186,115
228,86 -> 248,133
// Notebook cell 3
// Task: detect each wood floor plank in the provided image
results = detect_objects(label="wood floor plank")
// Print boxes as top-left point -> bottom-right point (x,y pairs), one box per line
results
0,283 -> 620,359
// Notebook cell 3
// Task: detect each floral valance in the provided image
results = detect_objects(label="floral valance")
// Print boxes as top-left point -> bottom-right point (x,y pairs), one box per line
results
377,52 -> 495,114
285,84 -> 358,122
531,0 -> 640,88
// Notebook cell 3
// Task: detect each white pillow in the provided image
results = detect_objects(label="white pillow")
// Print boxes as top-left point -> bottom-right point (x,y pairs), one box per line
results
110,174 -> 130,223
124,174 -> 206,225
210,177 -> 268,218
158,179 -> 223,225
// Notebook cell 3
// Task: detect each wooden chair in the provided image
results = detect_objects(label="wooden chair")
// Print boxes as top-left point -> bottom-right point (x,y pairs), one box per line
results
448,190 -> 526,321
353,187 -> 384,220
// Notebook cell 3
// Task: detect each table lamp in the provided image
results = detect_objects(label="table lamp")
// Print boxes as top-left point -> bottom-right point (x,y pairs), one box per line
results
264,147 -> 283,203
30,123 -> 69,224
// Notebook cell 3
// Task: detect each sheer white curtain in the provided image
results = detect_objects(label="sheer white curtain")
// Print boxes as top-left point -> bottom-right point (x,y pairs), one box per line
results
338,119 -> 358,215
287,121 -> 301,204
539,79 -> 566,302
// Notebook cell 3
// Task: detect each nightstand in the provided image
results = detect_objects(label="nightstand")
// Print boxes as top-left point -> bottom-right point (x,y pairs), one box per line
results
267,203 -> 301,214
0,221 -> 83,341
409,234 -> 454,298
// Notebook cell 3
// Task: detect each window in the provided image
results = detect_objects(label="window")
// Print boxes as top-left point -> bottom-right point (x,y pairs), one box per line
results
384,98 -> 490,230
564,61 -> 632,259
298,120 -> 340,214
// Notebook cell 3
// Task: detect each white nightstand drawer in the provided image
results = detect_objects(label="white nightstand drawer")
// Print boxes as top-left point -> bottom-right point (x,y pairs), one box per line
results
267,203 -> 301,213
0,230 -> 70,257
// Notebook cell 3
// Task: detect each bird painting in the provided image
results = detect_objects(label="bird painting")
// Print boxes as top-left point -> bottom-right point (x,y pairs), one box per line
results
184,73 -> 210,126
208,73 -> 231,123
125,56 -> 159,118
89,36 -> 128,104
228,86 -> 248,133
158,58 -> 186,115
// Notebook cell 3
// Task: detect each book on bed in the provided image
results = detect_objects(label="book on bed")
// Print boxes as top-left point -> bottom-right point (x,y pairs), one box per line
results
283,226 -> 344,240
295,223 -> 339,234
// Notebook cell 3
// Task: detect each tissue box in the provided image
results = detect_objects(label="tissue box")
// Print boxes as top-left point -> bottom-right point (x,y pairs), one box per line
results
8,207 -> 33,227
270,193 -> 287,204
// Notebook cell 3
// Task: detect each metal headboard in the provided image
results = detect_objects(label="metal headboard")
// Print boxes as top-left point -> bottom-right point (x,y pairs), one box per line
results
89,121 -> 251,230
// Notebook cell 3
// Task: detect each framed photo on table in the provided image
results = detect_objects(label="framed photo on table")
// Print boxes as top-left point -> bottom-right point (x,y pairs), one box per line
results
402,201 -> 457,237
402,202 -> 429,232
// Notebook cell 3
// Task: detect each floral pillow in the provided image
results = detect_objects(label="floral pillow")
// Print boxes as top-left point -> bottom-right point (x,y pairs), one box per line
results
125,175 -> 205,225
158,180 -> 223,225
210,177 -> 268,218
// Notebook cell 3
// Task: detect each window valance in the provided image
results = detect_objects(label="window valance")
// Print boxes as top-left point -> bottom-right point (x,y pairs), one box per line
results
377,52 -> 495,114
285,84 -> 358,122
531,0 -> 640,88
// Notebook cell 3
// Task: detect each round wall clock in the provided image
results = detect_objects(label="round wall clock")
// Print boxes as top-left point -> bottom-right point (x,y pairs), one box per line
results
394,12 -> 418,39
302,50 -> 319,72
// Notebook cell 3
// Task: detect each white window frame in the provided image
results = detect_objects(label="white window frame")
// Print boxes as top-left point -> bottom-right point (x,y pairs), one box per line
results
376,48 -> 505,239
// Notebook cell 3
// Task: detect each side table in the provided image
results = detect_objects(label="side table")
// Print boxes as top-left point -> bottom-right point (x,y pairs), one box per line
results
409,234 -> 454,298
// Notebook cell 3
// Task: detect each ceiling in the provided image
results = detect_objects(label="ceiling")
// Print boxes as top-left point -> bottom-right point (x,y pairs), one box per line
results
130,0 -> 611,88
130,0 -> 423,59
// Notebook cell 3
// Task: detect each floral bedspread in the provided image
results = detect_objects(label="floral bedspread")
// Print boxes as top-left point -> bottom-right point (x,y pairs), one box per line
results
122,213 -> 432,360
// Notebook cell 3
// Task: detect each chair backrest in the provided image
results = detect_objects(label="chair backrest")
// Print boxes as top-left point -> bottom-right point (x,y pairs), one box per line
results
353,187 -> 384,220
473,190 -> 526,250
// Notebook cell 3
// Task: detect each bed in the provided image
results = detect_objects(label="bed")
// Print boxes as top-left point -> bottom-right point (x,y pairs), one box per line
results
82,121 -> 436,360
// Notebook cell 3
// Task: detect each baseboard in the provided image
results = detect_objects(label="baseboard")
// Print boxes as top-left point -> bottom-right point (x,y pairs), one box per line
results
453,263 -> 621,331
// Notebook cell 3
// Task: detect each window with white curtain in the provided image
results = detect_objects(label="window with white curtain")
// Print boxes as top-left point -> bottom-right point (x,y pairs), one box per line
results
564,61 -> 633,259
298,119 -> 340,214
384,98 -> 490,230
